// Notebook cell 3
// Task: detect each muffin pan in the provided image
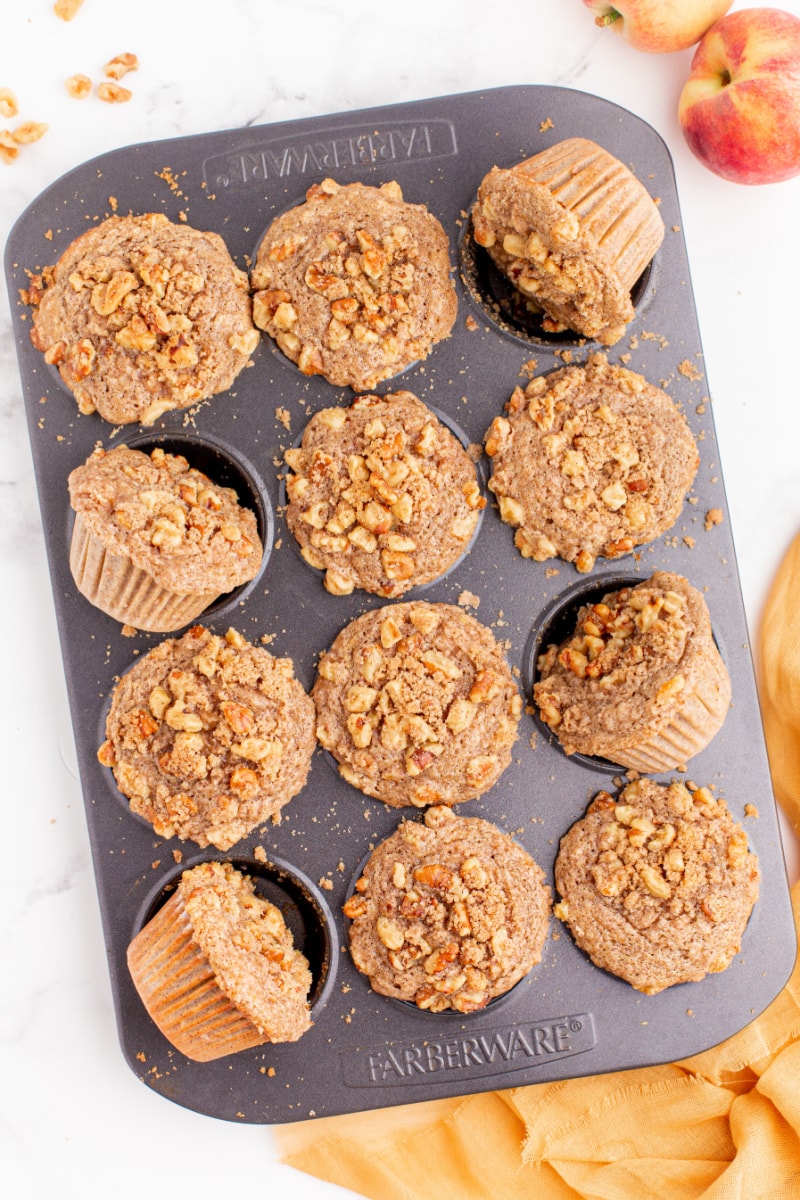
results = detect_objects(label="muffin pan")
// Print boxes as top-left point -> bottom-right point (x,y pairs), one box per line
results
6,85 -> 796,1123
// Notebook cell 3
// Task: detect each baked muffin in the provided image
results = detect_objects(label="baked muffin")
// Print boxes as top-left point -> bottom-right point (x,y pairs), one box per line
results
285,391 -> 484,597
251,178 -> 457,390
471,137 -> 664,345
345,805 -> 550,1013
313,601 -> 521,807
98,625 -> 316,849
484,353 -> 698,573
68,444 -> 263,632
128,860 -> 313,1060
27,212 -> 259,424
554,779 -> 759,994
534,572 -> 730,772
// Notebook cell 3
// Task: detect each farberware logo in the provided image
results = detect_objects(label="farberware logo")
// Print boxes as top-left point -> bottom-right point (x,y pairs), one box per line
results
203,119 -> 458,190
339,1013 -> 596,1088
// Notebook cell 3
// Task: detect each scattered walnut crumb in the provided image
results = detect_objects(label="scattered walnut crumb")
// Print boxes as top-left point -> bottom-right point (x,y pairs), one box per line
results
529,731 -> 537,750
54,0 -> 85,19
151,860 -> 160,870
683,536 -> 695,549
539,117 -> 554,132
104,53 -> 139,81
136,1051 -> 146,1062
65,73 -> 92,99
672,225 -> 681,233
0,130 -> 20,164
678,358 -> 703,381
0,89 -> 18,119
686,1008 -> 694,1017
275,406 -> 291,430
337,861 -> 345,872
705,507 -> 724,532
97,82 -> 132,104
696,401 -> 706,415
120,623 -> 139,638
744,804 -> 759,819
520,358 -> 538,378
44,229 -> 53,240
108,195 -> 118,211
641,330 -> 669,349
618,352 -> 631,364
318,877 -> 334,891
172,849 -> 183,863
268,1066 -> 276,1076
544,567 -> 560,579
253,845 -> 267,862
259,633 -> 276,645
457,589 -> 480,609
465,314 -> 478,331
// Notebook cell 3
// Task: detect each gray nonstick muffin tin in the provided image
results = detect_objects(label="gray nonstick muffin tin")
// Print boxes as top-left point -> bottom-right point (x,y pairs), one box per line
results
6,85 -> 796,1124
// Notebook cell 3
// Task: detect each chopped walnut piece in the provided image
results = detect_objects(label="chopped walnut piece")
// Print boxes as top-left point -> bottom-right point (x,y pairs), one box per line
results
104,53 -> 139,81
54,0 -> 85,18
65,73 -> 92,99
0,89 -> 18,119
97,82 -> 132,104
0,130 -> 19,163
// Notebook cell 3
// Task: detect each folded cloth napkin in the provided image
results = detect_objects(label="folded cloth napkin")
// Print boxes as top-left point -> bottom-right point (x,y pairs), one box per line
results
277,535 -> 800,1200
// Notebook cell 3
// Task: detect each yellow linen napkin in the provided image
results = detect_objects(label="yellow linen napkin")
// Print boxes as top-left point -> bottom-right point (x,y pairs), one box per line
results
277,538 -> 800,1200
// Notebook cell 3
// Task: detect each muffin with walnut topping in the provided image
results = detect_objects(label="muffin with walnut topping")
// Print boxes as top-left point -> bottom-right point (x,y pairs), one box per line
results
484,354 -> 698,573
472,137 -> 664,345
98,625 -> 315,849
554,778 -> 759,994
68,444 -> 264,632
313,601 -> 521,808
285,390 -> 484,597
250,178 -> 457,390
533,571 -> 730,772
345,805 -> 550,1013
128,859 -> 313,1060
26,212 -> 259,424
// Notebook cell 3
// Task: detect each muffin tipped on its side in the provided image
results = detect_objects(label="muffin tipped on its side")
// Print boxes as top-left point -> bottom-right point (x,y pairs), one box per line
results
472,137 -> 664,345
534,572 -> 730,772
128,860 -> 313,1060
68,444 -> 263,632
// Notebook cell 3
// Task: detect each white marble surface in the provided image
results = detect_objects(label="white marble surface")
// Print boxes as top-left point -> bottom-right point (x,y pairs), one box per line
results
2,2 -> 799,1195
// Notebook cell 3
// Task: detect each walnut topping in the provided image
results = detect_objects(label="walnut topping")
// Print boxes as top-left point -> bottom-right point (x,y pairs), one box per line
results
0,89 -> 18,119
285,394 -> 481,597
65,73 -> 92,99
97,82 -> 132,104
104,53 -> 139,81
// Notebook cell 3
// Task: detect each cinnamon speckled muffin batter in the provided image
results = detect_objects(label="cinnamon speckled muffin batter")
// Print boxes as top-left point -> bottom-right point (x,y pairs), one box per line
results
27,212 -> 259,424
554,778 -> 759,994
484,354 -> 698,573
251,178 -> 457,390
345,805 -> 550,1012
313,601 -> 521,807
534,572 -> 730,772
285,391 -> 484,597
99,625 -> 315,849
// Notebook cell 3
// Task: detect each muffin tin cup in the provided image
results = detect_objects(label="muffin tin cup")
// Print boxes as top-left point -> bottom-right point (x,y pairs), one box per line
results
5,85 -> 796,1125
